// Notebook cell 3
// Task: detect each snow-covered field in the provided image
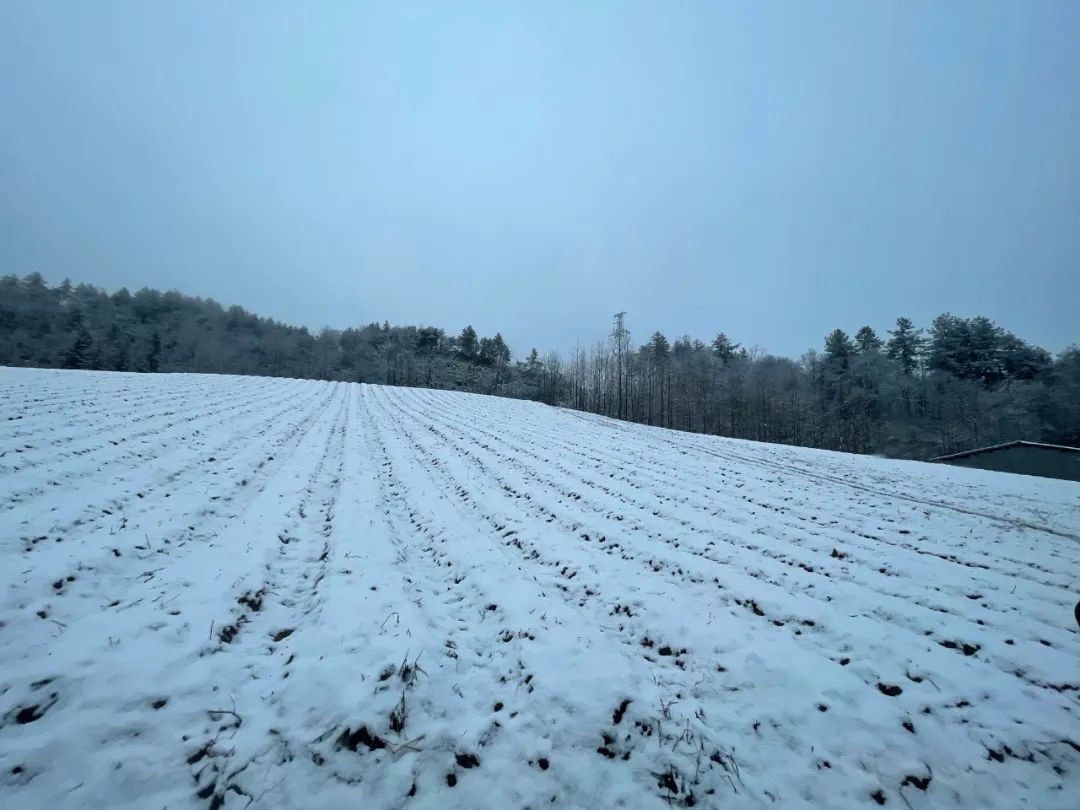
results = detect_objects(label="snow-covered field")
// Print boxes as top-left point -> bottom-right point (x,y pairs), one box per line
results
1,368 -> 1078,809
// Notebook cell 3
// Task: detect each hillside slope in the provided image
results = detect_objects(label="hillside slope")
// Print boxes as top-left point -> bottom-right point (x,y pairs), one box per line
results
1,368 -> 1078,809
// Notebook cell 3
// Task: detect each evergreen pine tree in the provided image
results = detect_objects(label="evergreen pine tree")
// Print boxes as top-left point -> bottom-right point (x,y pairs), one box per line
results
457,325 -> 478,363
854,326 -> 883,354
147,331 -> 162,373
477,337 -> 495,366
823,329 -> 856,369
492,333 -> 511,365
711,332 -> 739,363
885,317 -> 924,375
64,328 -> 93,369
927,313 -> 971,378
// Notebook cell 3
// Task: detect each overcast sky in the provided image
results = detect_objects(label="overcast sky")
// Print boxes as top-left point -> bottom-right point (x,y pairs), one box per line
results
2,2 -> 1078,358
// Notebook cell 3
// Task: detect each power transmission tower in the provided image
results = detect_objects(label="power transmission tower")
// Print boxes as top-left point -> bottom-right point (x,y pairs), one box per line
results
612,312 -> 630,420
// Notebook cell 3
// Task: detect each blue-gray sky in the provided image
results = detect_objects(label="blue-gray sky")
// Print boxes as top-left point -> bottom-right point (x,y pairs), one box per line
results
2,1 -> 1078,358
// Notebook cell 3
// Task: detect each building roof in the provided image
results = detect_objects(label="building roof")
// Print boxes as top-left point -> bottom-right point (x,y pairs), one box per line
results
930,440 -> 1080,463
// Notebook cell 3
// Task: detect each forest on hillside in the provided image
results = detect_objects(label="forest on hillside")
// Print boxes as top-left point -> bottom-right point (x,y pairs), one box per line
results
2,273 -> 1077,459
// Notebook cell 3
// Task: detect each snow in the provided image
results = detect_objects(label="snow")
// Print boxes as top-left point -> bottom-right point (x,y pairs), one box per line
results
1,367 -> 1078,809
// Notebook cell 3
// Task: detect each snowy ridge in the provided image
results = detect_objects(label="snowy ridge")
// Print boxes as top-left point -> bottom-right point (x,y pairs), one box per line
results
1,367 -> 1078,809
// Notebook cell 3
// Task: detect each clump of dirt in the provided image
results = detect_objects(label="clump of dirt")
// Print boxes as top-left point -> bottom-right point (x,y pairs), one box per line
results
455,753 -> 480,769
613,699 -> 632,724
657,645 -> 686,657
237,589 -> 265,613
337,725 -> 387,752
903,773 -> 931,790
597,732 -> 617,759
939,640 -> 980,656
15,705 -> 44,724
656,768 -> 678,793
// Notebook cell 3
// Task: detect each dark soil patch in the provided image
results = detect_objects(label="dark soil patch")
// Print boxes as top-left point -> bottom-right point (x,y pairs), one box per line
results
656,768 -> 678,793
218,618 -> 247,644
455,753 -> 480,769
337,725 -> 387,752
939,640 -> 980,656
903,774 -> 930,791
238,590 -> 265,613
15,705 -> 44,724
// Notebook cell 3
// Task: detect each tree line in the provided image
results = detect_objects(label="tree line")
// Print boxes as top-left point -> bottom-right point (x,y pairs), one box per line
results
548,313 -> 1078,458
0,274 -> 520,395
1,273 -> 1076,459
